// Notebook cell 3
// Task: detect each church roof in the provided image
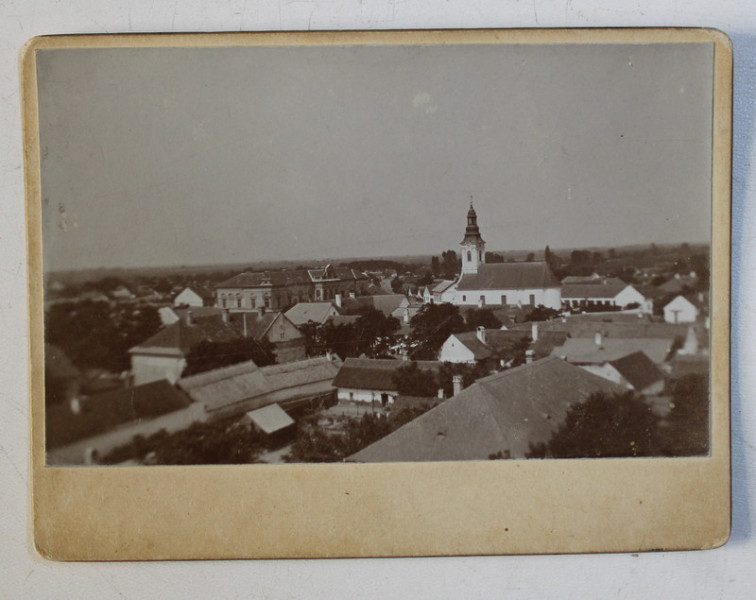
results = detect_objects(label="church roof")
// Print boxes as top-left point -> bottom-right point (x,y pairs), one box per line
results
456,261 -> 560,291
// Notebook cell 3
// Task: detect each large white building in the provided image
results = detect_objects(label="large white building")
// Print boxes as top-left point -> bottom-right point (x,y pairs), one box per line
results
444,204 -> 562,310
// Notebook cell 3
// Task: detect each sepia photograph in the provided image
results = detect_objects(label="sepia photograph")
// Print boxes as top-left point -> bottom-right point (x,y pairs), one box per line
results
35,35 -> 718,468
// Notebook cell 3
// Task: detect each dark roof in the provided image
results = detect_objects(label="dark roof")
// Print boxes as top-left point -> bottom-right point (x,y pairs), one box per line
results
129,312 -> 280,356
561,280 -> 630,299
246,403 -> 295,435
669,355 -> 710,381
284,302 -> 338,326
450,329 -> 568,361
349,357 -> 627,462
456,261 -> 560,291
332,358 -> 443,392
551,337 -> 672,364
658,275 -> 698,294
609,351 -> 665,391
46,380 -> 191,449
217,270 -> 312,288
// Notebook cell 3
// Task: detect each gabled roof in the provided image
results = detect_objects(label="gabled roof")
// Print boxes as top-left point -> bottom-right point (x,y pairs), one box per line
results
284,302 -> 338,326
129,312 -> 283,357
456,261 -> 560,291
431,280 -> 456,294
46,380 -> 191,449
246,403 -> 295,435
658,275 -> 698,294
179,356 -> 342,413
508,318 -> 687,340
332,358 -> 443,392
561,279 -> 631,299
339,294 -> 408,317
551,337 -> 672,364
177,285 -> 214,300
609,351 -> 665,391
664,294 -> 702,311
349,357 -> 627,462
448,329 -> 568,361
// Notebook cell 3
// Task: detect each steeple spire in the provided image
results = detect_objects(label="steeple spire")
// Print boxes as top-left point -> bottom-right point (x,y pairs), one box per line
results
460,202 -> 486,274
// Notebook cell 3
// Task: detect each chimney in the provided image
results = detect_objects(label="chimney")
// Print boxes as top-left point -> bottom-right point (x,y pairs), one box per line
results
349,291 -> 356,299
326,350 -> 333,361
531,322 -> 539,342
594,331 -> 602,347
525,349 -> 534,364
476,326 -> 486,344
69,397 -> 81,415
222,308 -> 230,324
437,387 -> 445,399
403,308 -> 410,324
478,297 -> 484,308
335,293 -> 342,308
243,312 -> 249,338
452,375 -> 463,396
185,309 -> 194,326
401,349 -> 409,361
258,306 -> 266,317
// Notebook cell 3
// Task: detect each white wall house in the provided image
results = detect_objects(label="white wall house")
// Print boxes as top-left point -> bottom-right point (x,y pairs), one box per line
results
174,286 -> 211,307
561,279 -> 651,313
664,295 -> 700,324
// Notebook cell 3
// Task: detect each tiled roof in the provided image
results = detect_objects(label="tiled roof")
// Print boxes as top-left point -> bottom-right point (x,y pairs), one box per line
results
451,329 -> 568,360
551,337 -> 672,364
129,312 -> 280,356
431,280 -> 456,294
284,302 -> 338,326
456,261 -> 560,291
561,280 -> 630,299
339,294 -> 408,317
179,356 -> 342,413
216,270 -> 312,288
349,357 -> 627,462
658,275 -> 698,294
609,351 -> 666,391
46,380 -> 191,449
332,358 -> 443,392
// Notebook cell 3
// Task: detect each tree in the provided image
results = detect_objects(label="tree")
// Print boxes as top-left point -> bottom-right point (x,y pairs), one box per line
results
392,362 -> 440,397
102,418 -> 265,465
416,270 -> 434,287
183,337 -> 277,376
523,305 -> 560,322
660,373 -> 709,456
301,309 -> 399,359
464,308 -> 502,330
526,252 -> 535,262
390,276 -> 404,293
527,391 -> 661,458
431,255 -> 441,277
441,250 -> 461,278
409,303 -> 467,359
436,361 -> 490,396
485,251 -> 505,264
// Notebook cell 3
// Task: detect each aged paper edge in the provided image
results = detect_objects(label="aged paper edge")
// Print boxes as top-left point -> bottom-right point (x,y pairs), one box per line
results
23,28 -> 732,560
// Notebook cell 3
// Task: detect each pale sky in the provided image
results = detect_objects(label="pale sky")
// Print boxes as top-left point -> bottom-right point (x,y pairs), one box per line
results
36,42 -> 714,271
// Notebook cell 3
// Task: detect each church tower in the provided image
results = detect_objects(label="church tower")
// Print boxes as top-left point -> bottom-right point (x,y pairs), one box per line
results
460,202 -> 486,274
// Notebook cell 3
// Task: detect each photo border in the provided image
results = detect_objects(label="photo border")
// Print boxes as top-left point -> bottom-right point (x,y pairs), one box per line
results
24,28 -> 732,559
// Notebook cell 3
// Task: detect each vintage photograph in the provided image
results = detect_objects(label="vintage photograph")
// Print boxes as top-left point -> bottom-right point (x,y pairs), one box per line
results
37,37 -> 715,467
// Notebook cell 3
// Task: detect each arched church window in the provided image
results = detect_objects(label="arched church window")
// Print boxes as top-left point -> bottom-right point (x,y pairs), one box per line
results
467,250 -> 472,262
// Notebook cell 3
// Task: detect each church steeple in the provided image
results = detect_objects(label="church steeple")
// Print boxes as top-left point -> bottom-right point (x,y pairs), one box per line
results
460,202 -> 486,274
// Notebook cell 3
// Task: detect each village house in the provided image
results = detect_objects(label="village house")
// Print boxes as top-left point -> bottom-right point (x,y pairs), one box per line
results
663,295 -> 701,324
129,308 -> 305,385
443,204 -> 562,310
284,301 -> 342,327
578,350 -> 666,394
658,272 -> 699,295
438,324 -> 567,367
331,357 -> 444,410
178,355 -> 342,421
560,277 -> 651,313
348,357 -> 627,462
173,285 -> 215,308
215,265 -> 370,311
429,280 -> 456,304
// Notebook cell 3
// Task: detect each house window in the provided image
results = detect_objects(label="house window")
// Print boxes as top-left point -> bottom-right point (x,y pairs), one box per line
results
462,295 -> 466,302
529,294 -> 536,305
501,295 -> 507,305
479,295 -> 485,305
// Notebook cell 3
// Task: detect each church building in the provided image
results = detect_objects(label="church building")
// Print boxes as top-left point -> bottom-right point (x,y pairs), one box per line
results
446,204 -> 562,310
